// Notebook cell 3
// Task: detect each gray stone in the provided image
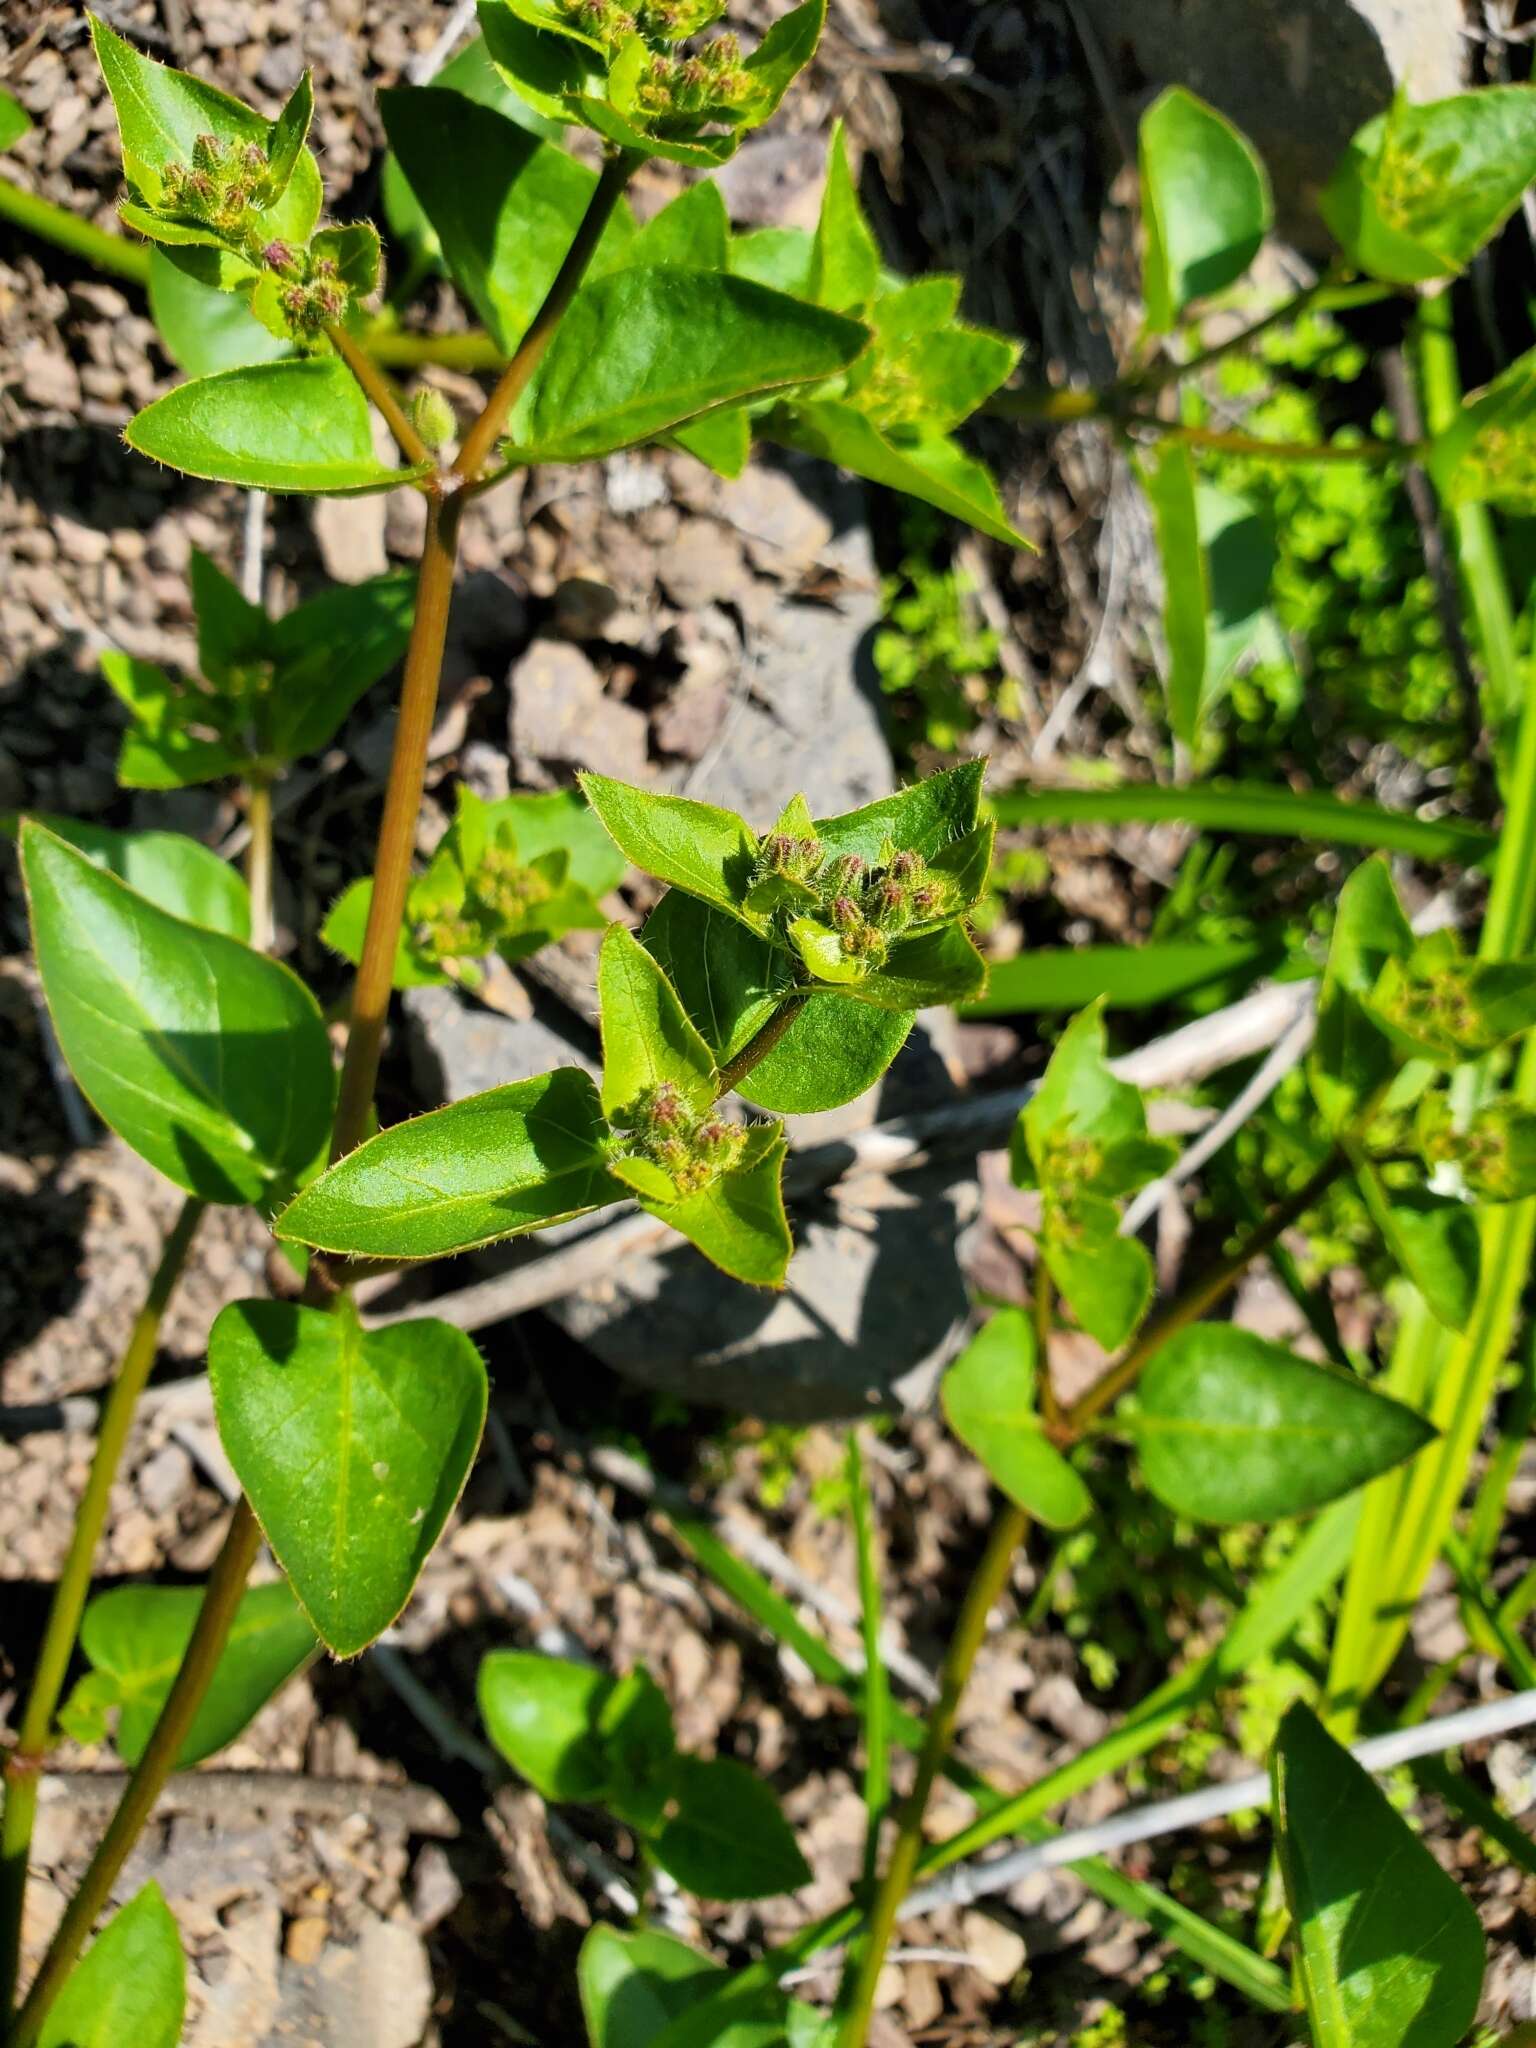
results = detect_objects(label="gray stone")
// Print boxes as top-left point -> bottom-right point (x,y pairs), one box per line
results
546,1160 -> 979,1421
312,493 -> 389,586
403,982 -> 598,1105
546,1018 -> 975,1420
507,637 -> 649,786
1078,0 -> 1463,253
663,537 -> 892,829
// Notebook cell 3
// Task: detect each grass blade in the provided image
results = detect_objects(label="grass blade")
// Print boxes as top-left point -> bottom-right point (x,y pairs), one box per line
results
663,1494 -> 1353,2018
963,938 -> 1286,1016
991,778 -> 1494,865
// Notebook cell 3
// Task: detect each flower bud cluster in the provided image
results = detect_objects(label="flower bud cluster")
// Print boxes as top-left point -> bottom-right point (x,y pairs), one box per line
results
636,33 -> 750,122
417,848 -> 555,962
1379,963 -> 1478,1049
160,131 -> 278,234
623,1080 -> 748,1195
155,133 -> 358,343
472,847 -> 554,930
821,844 -> 956,971
272,251 -> 348,339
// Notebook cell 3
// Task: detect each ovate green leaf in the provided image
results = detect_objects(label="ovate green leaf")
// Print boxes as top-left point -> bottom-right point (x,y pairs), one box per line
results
942,1309 -> 1091,1528
1042,1195 -> 1154,1352
579,1925 -> 832,2048
38,1884 -> 184,2048
7,814 -> 249,938
126,360 -> 428,494
643,1124 -> 792,1288
624,180 -> 730,271
267,572 -> 416,761
148,247 -> 292,376
816,758 -> 985,866
767,398 -> 1026,548
275,1069 -> 617,1259
209,1299 -> 487,1656
0,87 -> 33,151
479,1650 -> 623,1802
1355,1162 -> 1479,1333
599,923 -> 717,1122
61,1581 -> 315,1767
808,120 -> 879,311
1273,1702 -> 1484,2048
379,87 -> 633,355
1134,1326 -> 1435,1524
21,824 -> 332,1204
579,773 -> 761,925
1138,437 -> 1206,747
1321,89 -> 1536,285
101,650 -> 250,789
651,1755 -> 811,1900
1139,87 -> 1271,329
1311,857 -> 1414,1133
505,270 -> 867,464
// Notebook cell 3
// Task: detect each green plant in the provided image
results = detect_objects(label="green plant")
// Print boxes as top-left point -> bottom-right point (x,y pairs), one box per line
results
6,27 -> 1536,2048
873,509 -> 1010,754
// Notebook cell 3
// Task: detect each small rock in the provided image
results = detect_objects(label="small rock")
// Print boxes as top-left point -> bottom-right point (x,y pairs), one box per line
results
507,637 -> 648,785
53,515 -> 110,567
717,464 -> 832,576
960,1911 -> 1027,1988
548,1153 -> 978,1421
458,740 -> 511,802
403,983 -> 599,1104
653,679 -> 729,760
409,1843 -> 463,1932
313,493 -> 389,585
19,345 -> 81,412
136,1440 -> 193,1516
656,521 -> 750,610
257,41 -> 306,94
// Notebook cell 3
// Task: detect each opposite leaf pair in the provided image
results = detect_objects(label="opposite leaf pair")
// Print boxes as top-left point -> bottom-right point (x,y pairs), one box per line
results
92,17 -> 378,348
279,765 -> 996,1283
102,549 -> 414,790
479,1650 -> 810,1899
479,0 -> 823,166
278,924 -> 792,1286
324,785 -> 622,988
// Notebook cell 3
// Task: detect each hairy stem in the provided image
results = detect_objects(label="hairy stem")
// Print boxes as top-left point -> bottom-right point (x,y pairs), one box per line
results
0,1196 -> 205,2017
9,1500 -> 262,2046
245,780 -> 274,954
714,997 -> 808,1096
837,1503 -> 1030,2046
324,319 -> 432,469
328,485 -> 461,1162
454,149 -> 641,482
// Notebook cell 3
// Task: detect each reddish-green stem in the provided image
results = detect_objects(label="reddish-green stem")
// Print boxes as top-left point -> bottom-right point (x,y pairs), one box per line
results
5,149 -> 649,2046
328,482 -> 462,1163
715,997 -> 808,1096
453,149 -> 640,483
